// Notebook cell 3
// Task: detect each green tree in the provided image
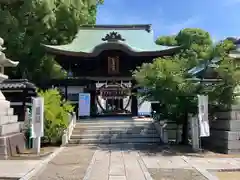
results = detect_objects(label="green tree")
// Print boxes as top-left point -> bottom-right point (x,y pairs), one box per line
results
0,0 -> 103,83
207,39 -> 239,110
152,28 -> 213,144
155,35 -> 178,46
135,28 -> 238,145
133,56 -> 197,144
38,88 -> 74,144
156,28 -> 213,69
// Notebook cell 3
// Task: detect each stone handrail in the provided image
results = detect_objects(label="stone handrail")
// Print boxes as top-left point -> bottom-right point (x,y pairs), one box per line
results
61,113 -> 76,146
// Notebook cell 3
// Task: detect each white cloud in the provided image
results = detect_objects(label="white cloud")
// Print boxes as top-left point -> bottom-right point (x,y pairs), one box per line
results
164,16 -> 201,35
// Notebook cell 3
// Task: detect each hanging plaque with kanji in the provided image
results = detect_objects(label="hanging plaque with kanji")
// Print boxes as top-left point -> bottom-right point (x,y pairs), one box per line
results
108,56 -> 119,74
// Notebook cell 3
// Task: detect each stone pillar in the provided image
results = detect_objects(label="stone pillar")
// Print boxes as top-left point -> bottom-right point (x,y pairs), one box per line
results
203,105 -> 240,154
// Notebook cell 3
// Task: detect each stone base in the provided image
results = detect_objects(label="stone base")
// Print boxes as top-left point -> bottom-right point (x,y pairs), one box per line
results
202,108 -> 240,154
0,132 -> 25,160
0,96 -> 26,159
0,122 -> 20,136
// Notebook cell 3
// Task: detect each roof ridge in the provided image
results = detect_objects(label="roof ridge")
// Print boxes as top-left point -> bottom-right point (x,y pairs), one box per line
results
78,24 -> 152,32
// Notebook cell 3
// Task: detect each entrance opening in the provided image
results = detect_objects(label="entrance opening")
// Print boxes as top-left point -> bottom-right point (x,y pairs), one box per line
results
96,81 -> 132,116
106,98 -> 124,113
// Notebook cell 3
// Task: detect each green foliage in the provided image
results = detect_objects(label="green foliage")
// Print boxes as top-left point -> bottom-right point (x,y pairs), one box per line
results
137,28 -> 239,115
38,88 -> 74,144
133,56 -> 197,123
135,28 -> 239,143
157,28 -> 213,69
0,0 -> 102,83
207,40 -> 239,109
155,35 -> 178,46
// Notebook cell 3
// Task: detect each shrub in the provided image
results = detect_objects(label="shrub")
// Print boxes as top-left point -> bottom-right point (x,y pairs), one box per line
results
38,88 -> 74,144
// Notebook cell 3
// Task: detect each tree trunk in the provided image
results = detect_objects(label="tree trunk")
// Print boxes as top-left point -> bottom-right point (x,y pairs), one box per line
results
181,112 -> 189,145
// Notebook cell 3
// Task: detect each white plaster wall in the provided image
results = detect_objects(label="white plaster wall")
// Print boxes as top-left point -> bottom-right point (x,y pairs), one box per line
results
97,96 -> 106,114
67,86 -> 84,94
58,86 -> 65,94
123,96 -> 131,112
234,85 -> 240,104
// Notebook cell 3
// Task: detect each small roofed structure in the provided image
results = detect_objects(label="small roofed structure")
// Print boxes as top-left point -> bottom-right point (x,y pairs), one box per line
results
227,37 -> 240,58
187,57 -> 222,83
0,79 -> 38,121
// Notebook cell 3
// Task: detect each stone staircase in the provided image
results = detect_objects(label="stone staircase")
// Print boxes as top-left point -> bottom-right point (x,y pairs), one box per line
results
68,118 -> 161,144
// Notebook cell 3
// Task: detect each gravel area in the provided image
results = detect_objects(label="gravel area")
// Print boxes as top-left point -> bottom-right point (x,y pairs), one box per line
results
30,145 -> 96,180
213,171 -> 240,180
148,168 -> 208,180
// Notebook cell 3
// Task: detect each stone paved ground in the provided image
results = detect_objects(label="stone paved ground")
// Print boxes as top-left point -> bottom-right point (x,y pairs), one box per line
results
25,144 -> 240,180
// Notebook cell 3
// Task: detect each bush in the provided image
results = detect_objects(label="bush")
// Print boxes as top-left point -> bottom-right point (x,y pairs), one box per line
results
38,89 -> 74,145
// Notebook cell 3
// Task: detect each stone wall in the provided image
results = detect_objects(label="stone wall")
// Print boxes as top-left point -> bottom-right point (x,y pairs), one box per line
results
202,105 -> 240,154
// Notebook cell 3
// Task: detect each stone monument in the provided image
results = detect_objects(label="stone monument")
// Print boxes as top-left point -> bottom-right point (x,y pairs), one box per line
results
0,37 -> 25,159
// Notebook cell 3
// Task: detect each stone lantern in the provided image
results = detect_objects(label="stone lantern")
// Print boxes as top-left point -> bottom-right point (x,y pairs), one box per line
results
0,37 -> 25,160
0,38 -> 19,103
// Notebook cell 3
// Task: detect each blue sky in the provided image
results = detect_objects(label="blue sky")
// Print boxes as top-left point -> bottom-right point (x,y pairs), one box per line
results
96,0 -> 240,42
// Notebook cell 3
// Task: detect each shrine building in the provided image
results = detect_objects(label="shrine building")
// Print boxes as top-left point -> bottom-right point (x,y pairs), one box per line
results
43,24 -> 181,117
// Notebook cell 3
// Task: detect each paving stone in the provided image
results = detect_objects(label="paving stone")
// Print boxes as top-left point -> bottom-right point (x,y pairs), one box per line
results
88,150 -> 110,180
169,156 -> 192,169
141,156 -> 160,169
109,176 -> 127,180
109,151 -> 125,176
122,151 -> 146,180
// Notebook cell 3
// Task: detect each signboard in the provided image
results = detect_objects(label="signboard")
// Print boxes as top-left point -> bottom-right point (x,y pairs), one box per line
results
78,93 -> 91,116
138,97 -> 152,116
108,56 -> 119,74
31,97 -> 44,138
190,115 -> 200,151
198,95 -> 210,137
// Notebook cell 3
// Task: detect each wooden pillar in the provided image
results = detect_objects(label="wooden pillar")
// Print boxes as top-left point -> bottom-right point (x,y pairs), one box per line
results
86,82 -> 96,117
131,80 -> 138,116
64,85 -> 68,100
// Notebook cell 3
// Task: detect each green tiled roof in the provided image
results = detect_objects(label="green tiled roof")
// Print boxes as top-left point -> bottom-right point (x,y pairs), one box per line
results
43,25 -> 180,56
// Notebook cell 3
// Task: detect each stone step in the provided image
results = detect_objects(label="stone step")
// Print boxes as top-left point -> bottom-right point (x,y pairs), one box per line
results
211,120 -> 240,131
203,136 -> 240,150
77,119 -> 151,123
69,137 -> 161,144
76,121 -> 152,126
0,108 -> 14,116
74,125 -> 155,130
209,130 -> 240,140
0,122 -> 20,136
74,124 -> 155,130
72,128 -> 158,134
0,145 -> 6,156
0,115 -> 18,125
71,133 -> 159,139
